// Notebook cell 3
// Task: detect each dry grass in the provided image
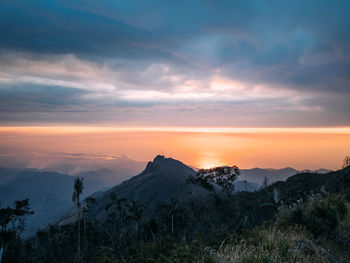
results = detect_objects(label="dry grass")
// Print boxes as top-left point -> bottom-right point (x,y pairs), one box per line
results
214,201 -> 350,263
317,204 -> 350,262
214,225 -> 329,263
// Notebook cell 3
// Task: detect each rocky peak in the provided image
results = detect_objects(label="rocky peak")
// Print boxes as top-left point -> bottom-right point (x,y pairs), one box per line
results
144,155 -> 192,175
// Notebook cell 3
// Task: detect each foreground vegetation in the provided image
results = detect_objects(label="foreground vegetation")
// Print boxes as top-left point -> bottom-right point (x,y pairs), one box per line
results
1,163 -> 350,263
215,194 -> 350,263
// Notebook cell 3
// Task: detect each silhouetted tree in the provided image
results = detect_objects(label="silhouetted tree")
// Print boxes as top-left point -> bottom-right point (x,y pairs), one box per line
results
188,165 -> 240,200
168,198 -> 180,234
127,200 -> 145,234
105,193 -> 126,235
146,218 -> 158,241
82,197 -> 95,241
104,193 -> 128,257
0,199 -> 34,263
343,155 -> 350,169
72,177 -> 84,263
262,176 -> 269,189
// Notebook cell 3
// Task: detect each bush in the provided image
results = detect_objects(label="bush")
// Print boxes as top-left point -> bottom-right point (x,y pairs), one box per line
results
278,194 -> 348,237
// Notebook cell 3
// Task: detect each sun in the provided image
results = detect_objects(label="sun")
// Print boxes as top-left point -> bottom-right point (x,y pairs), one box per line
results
197,154 -> 224,169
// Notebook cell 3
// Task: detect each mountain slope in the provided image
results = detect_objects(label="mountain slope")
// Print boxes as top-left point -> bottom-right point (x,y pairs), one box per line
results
60,156 -> 259,224
0,171 -> 75,236
0,170 -> 110,236
239,167 -> 330,185
233,166 -> 350,226
0,157 -> 146,236
239,167 -> 298,185
0,167 -> 41,185
85,155 -> 204,221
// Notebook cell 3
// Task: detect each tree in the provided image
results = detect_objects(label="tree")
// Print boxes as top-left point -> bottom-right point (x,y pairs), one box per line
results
104,193 -> 127,257
0,199 -> 34,263
342,155 -> 350,169
82,197 -> 95,241
126,200 -> 145,233
157,198 -> 184,235
262,176 -> 269,189
105,193 -> 126,235
188,165 -> 240,199
72,177 -> 84,263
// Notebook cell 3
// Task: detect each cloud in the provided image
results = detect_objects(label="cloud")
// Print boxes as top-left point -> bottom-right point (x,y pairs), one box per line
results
0,0 -> 349,126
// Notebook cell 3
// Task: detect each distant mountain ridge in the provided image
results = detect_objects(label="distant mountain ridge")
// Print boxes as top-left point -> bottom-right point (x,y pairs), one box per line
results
239,167 -> 331,185
0,171 -> 75,237
0,157 -> 145,237
0,167 -> 41,186
0,155 -> 146,186
240,167 -> 297,185
0,155 -> 332,236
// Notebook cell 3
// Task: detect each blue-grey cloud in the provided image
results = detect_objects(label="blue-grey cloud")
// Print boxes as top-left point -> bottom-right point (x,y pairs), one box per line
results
0,0 -> 349,126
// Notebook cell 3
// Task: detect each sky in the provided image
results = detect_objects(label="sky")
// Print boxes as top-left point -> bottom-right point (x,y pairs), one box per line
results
0,0 -> 350,127
1,127 -> 349,170
0,1 -> 350,170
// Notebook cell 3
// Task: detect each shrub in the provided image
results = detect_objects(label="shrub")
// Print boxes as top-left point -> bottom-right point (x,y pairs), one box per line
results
278,194 -> 348,237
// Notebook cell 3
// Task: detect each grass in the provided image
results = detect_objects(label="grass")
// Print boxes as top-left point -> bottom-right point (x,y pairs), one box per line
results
214,195 -> 350,263
214,225 -> 328,263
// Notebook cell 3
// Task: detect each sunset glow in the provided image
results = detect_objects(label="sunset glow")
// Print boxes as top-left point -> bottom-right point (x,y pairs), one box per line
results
1,126 -> 349,171
0,0 -> 349,180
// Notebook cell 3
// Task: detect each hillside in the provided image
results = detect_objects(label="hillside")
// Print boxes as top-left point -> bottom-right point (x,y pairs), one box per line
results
5,157 -> 350,263
239,167 -> 298,185
0,157 -> 146,236
89,156 -> 340,224
0,170 -> 111,236
232,166 -> 350,227
0,167 -> 40,185
62,155 -> 206,224
239,167 -> 331,185
59,155 -> 260,225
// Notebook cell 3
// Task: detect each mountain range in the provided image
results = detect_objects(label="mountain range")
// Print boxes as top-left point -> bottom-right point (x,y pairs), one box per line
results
0,155 -> 331,236
56,156 -> 304,225
0,156 -> 145,236
239,167 -> 331,185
